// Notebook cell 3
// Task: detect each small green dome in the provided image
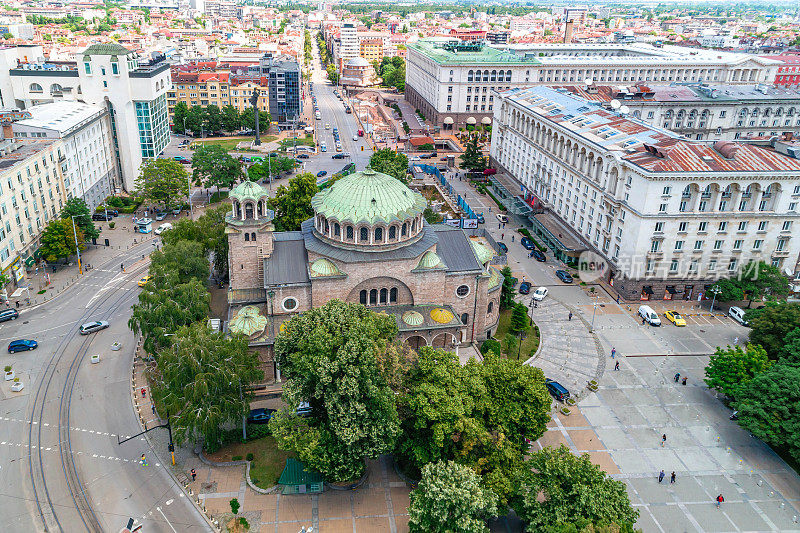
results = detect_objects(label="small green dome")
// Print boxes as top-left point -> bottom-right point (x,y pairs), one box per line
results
311,168 -> 427,226
402,311 -> 424,326
416,250 -> 444,270
309,258 -> 342,277
470,240 -> 495,265
487,267 -> 503,290
230,180 -> 268,203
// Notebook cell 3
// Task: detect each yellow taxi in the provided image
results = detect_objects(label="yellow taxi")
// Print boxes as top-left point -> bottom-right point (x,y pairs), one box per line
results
137,275 -> 152,287
664,310 -> 686,327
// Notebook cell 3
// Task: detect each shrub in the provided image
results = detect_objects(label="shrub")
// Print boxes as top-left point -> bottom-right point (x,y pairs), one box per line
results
4,365 -> 11,372
108,221 -> 116,229
232,455 -> 243,461
480,338 -> 502,356
246,423 -> 271,440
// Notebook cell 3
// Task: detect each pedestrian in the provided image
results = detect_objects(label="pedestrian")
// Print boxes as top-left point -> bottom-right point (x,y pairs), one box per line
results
151,404 -> 156,415
616,294 -> 620,304
121,263 -> 125,272
611,347 -> 616,358
670,472 -> 676,484
502,223 -> 506,229
141,453 -> 148,466
716,494 -> 724,509
141,387 -> 146,398
658,470 -> 665,483
498,223 -> 501,229
733,336 -> 739,345
661,434 -> 667,447
501,233 -> 504,240
642,316 -> 646,325
682,377 -> 687,386
191,468 -> 197,482
674,372 -> 680,383
568,311 -> 573,321
614,361 -> 620,371
511,235 -> 515,242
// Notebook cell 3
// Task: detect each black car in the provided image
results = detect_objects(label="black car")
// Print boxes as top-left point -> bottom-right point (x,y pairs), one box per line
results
531,249 -> 546,262
555,270 -> 574,283
545,379 -> 570,402
92,213 -> 113,221
297,153 -> 310,159
316,170 -> 328,178
520,237 -> 536,250
0,308 -> 19,322
331,153 -> 345,159
247,408 -> 276,424
519,281 -> 531,294
497,242 -> 508,253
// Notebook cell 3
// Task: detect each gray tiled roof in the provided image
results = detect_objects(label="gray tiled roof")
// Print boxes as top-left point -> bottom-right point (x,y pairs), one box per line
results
263,235 -> 309,287
432,225 -> 483,273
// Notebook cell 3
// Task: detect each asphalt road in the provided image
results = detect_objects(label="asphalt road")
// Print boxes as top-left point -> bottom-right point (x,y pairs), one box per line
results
0,240 -> 210,532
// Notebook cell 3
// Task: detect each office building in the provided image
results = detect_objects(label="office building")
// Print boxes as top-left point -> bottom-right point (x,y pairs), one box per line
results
12,102 -> 117,210
261,56 -> 302,123
405,39 -> 782,129
489,86 -> 800,301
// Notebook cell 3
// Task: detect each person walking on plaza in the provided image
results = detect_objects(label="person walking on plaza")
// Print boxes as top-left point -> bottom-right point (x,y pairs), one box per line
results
141,387 -> 146,398
682,377 -> 688,386
670,472 -> 676,484
716,494 -> 724,509
141,453 -> 148,466
568,311 -> 573,321
661,434 -> 667,447
674,372 -> 680,383
191,468 -> 196,482
611,347 -> 616,358
614,361 -> 620,371
658,470 -> 665,483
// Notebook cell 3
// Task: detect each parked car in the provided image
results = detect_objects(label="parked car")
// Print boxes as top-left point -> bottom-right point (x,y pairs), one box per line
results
324,123 -> 330,129
531,249 -> 546,262
519,281 -> 531,294
154,222 -> 173,235
555,270 -> 574,283
476,213 -> 485,224
104,209 -> 119,217
352,135 -> 358,141
496,213 -> 509,223
0,309 -> 19,322
497,242 -> 508,254
532,286 -> 549,301
728,306 -> 749,326
79,321 -> 110,335
520,237 -> 536,250
331,153 -> 345,159
409,155 -> 421,161
638,305 -> 661,326
8,339 -> 37,353
155,212 -> 168,221
545,379 -> 570,402
297,153 -> 310,159
296,402 -> 312,417
316,170 -> 328,177
92,213 -> 113,221
664,310 -> 686,327
247,408 -> 276,424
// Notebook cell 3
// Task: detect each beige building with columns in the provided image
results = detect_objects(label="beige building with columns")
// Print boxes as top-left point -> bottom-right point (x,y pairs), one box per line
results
225,170 -> 502,381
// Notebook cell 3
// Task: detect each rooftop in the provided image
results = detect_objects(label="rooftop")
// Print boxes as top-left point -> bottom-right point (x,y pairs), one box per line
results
558,83 -> 800,104
15,102 -> 105,135
82,43 -> 132,56
0,139 -> 57,171
502,86 -> 800,174
408,38 -> 541,66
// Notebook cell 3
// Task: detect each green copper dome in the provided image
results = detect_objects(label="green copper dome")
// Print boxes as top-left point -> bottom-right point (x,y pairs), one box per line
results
487,267 -> 503,290
470,240 -> 495,265
308,258 -> 343,277
230,180 -> 268,203
416,251 -> 445,270
310,168 -> 427,226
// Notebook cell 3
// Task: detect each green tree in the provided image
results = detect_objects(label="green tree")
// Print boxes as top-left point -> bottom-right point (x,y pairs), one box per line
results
408,460 -> 498,533
459,135 -> 486,171
246,161 -> 270,182
326,63 -> 340,84
220,105 -> 241,132
129,277 -> 210,354
240,109 -> 271,131
779,328 -> 800,366
499,266 -> 515,309
510,303 -> 530,334
704,344 -> 772,400
710,278 -> 743,302
60,197 -> 100,240
369,148 -> 409,183
735,363 -> 800,462
739,261 -> 791,305
151,323 -> 263,447
185,105 -> 206,135
513,445 -> 639,532
747,302 -> 800,359
39,219 -> 84,263
191,144 -> 241,191
269,300 -> 401,481
160,204 -> 230,278
267,172 -> 318,231
204,104 -> 223,132
149,239 -> 209,286
135,158 -> 190,210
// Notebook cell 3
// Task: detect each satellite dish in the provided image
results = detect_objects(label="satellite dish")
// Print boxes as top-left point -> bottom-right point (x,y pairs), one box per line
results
610,99 -> 621,110
584,77 -> 594,85
620,105 -> 630,115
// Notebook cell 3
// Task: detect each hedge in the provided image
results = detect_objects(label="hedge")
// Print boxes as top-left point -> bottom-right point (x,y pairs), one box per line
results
485,189 -> 507,212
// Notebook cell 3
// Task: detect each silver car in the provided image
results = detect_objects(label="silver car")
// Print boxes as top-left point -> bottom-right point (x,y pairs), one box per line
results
79,321 -> 109,335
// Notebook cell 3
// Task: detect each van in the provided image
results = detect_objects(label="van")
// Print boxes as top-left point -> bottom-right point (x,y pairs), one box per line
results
315,111 -> 321,120
638,305 -> 661,326
728,306 -> 749,326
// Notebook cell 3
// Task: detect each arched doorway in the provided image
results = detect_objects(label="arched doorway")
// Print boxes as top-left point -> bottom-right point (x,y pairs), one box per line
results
431,332 -> 457,349
405,335 -> 427,351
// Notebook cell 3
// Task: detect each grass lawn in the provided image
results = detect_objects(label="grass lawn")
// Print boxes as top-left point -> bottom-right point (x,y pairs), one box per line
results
191,136 -> 277,151
279,134 -> 316,149
209,190 -> 229,203
207,435 -> 294,489
493,307 -> 540,361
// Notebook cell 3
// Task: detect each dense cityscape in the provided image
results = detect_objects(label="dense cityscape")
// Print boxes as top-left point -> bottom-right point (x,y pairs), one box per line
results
0,1 -> 799,532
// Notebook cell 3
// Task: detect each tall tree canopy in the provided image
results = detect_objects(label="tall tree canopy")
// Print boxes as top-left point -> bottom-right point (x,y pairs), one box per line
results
704,344 -> 772,400
135,158 -> 189,210
408,460 -> 498,533
267,172 -> 318,231
39,219 -> 84,262
459,135 -> 487,171
512,445 -> 639,532
369,149 -> 409,183
711,261 -> 790,303
191,144 -> 241,191
61,197 -> 100,240
269,300 -> 401,482
161,204 -> 230,277
747,302 -> 800,359
149,239 -> 209,285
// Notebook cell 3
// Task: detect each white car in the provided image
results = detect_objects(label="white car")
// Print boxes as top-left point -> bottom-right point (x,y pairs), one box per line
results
409,156 -> 421,161
154,222 -> 173,235
532,287 -> 549,301
496,213 -> 509,223
352,135 -> 358,141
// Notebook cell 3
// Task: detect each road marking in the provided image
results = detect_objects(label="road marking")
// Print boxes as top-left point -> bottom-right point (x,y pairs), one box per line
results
155,506 -> 178,533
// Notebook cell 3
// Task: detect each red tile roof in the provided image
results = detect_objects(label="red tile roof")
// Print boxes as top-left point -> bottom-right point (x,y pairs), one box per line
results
624,140 -> 800,173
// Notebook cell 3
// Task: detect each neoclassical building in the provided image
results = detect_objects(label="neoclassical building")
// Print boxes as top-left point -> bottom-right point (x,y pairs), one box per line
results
225,170 -> 502,381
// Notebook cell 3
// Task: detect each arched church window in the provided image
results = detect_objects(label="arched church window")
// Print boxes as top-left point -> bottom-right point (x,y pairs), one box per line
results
360,290 -> 367,305
360,227 -> 369,242
346,226 -> 354,241
380,288 -> 388,304
369,289 -> 377,305
375,227 -> 383,242
389,226 -> 396,240
390,287 -> 397,303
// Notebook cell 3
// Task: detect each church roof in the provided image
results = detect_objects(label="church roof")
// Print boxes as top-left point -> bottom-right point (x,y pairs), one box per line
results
230,180 -> 268,203
310,168 -> 426,225
415,250 -> 445,270
308,258 -> 344,278
82,43 -> 132,56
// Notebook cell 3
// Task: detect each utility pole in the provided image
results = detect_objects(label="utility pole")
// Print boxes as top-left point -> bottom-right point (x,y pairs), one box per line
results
70,215 -> 83,275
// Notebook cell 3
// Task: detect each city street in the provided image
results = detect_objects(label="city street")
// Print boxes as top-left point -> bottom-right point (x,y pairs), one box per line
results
0,222 -> 210,533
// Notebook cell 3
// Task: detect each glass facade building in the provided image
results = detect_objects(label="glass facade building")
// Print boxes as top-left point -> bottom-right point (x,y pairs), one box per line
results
134,94 -> 169,158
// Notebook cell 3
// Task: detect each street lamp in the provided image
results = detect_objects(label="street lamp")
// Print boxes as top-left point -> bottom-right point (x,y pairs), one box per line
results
590,301 -> 599,332
69,215 -> 87,275
708,284 -> 722,314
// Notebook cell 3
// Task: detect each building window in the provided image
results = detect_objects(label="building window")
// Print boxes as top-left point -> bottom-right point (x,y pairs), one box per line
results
461,313 -> 469,325
369,289 -> 377,305
334,222 -> 340,237
488,301 -> 493,313
456,284 -> 470,298
360,227 -> 369,242
374,227 -> 383,242
84,62 -> 91,74
380,288 -> 388,304
282,297 -> 298,311
390,287 -> 397,303
111,62 -> 119,75
360,290 -> 367,305
389,226 -> 396,240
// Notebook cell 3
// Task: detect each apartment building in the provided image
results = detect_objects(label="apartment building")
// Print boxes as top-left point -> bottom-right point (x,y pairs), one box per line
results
359,38 -> 384,63
12,102 -> 117,211
489,86 -> 800,301
0,138 -> 67,287
762,55 -> 800,88
556,83 -> 800,142
405,39 -> 781,129
228,80 -> 270,113
167,66 -> 230,115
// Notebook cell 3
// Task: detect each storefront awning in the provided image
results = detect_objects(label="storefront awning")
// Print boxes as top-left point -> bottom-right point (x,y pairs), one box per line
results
666,286 -> 678,294
33,248 -> 42,259
24,256 -> 35,267
642,286 -> 654,295
466,117 -> 477,125
443,117 -> 454,125
481,117 -> 492,125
